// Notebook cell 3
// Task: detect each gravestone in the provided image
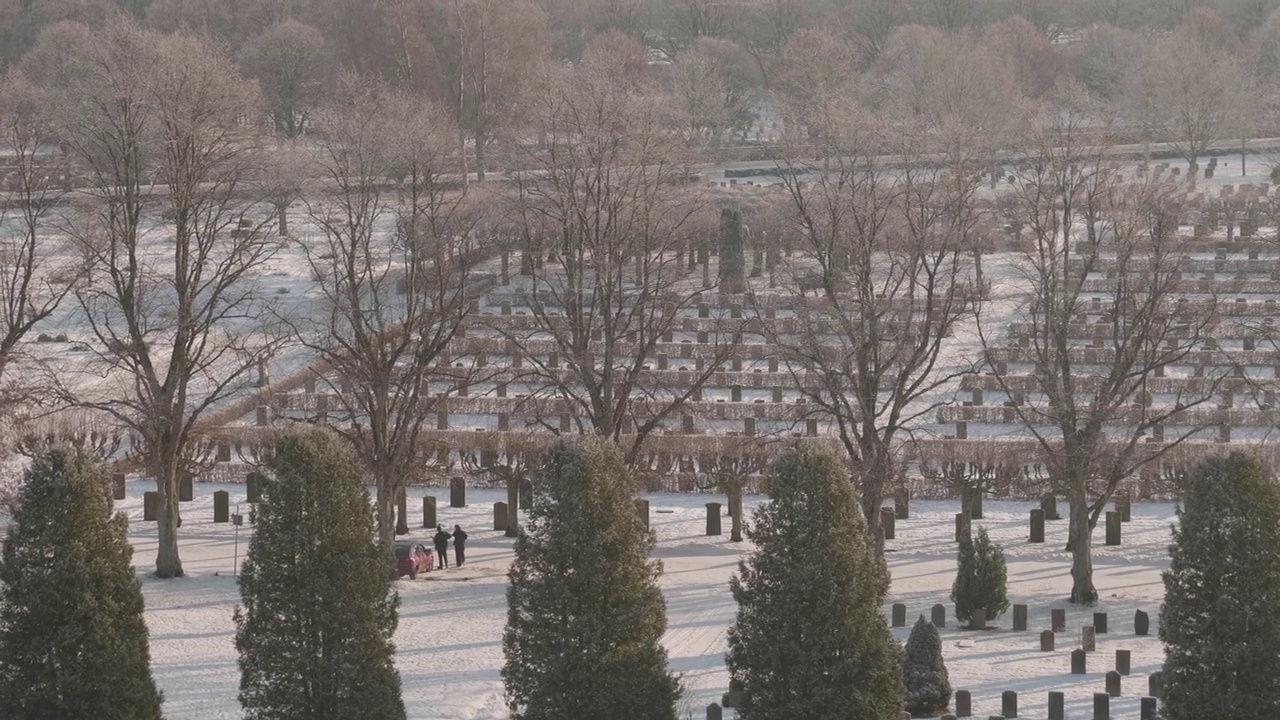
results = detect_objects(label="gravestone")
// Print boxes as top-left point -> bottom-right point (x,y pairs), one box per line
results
1148,671 -> 1163,698
881,507 -> 896,540
422,496 -> 437,528
1134,609 -> 1149,636
706,503 -> 722,535
247,472 -> 263,503
213,490 -> 229,523
706,704 -> 722,720
1040,630 -> 1055,651
1002,690 -> 1017,717
943,716 -> 958,720
494,502 -> 508,532
1105,511 -> 1121,545
1030,510 -> 1045,543
396,488 -> 409,535
971,491 -> 984,519
932,603 -> 947,628
955,513 -> 966,542
1083,625 -> 1097,651
179,473 -> 193,502
143,491 -> 158,521
971,607 -> 986,631
1013,604 -> 1027,631
894,489 -> 910,519
1041,493 -> 1059,520
1094,612 -> 1108,634
955,689 -> 971,717
1052,608 -> 1066,632
1116,649 -> 1131,675
1140,696 -> 1157,719
1094,692 -> 1109,720
1106,670 -> 1121,697
1048,691 -> 1064,720
636,498 -> 650,529
519,480 -> 533,509
891,603 -> 906,627
113,473 -> 126,500
1071,648 -> 1087,674
450,477 -> 466,508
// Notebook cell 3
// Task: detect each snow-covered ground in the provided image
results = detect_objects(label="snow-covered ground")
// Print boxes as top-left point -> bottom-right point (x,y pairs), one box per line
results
123,483 -> 1172,720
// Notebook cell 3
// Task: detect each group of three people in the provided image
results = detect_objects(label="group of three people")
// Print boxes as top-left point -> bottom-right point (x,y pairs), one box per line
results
432,524 -> 468,569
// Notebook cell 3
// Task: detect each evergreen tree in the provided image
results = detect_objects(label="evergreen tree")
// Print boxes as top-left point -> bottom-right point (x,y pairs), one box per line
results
951,526 -> 1009,627
235,427 -> 405,720
0,445 -> 162,719
727,446 -> 904,720
903,615 -> 951,717
1160,452 -> 1280,719
503,439 -> 680,720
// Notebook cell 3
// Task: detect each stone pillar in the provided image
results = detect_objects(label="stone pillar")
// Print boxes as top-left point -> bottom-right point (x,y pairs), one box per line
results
1094,612 -> 1108,634
636,498 -> 649,530
1134,609 -> 1149,636
955,689 -> 971,717
422,496 -> 437,528
706,503 -> 722,536
1071,648 -> 1087,674
1105,511 -> 1121,545
396,487 -> 409,535
494,502 -> 508,532
891,603 -> 906,627
1013,604 -> 1027,631
1030,509 -> 1044,543
113,473 -> 126,500
1116,649 -> 1131,675
1048,691 -> 1064,720
1083,625 -> 1097,651
179,472 -> 194,502
880,507 -> 896,540
1052,608 -> 1066,632
247,472 -> 263,503
1093,693 -> 1109,720
1040,630 -> 1054,651
143,491 -> 158,521
1001,690 -> 1017,718
970,607 -> 986,631
213,490 -> 229,523
450,477 -> 466,508
1106,670 -> 1121,697
931,603 -> 946,628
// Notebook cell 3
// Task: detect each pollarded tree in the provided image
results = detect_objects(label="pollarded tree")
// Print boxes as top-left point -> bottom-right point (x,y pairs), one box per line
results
951,526 -> 1009,628
727,446 -> 904,720
235,427 -> 405,720
903,615 -> 951,718
1159,452 -> 1280,719
0,446 -> 162,719
503,439 -> 680,720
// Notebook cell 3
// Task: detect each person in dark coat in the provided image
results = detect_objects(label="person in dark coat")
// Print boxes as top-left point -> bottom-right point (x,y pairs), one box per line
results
432,525 -> 452,569
452,525 -> 468,567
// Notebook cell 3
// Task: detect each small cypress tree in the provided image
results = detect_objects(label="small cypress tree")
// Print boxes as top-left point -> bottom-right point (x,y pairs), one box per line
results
0,446 -> 162,719
951,526 -> 1009,627
235,427 -> 405,720
1160,452 -> 1280,719
727,446 -> 904,719
503,439 -> 680,720
903,616 -> 951,717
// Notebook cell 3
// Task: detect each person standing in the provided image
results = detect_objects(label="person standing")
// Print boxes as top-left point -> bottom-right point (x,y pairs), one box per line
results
432,524 -> 452,569
452,525 -> 469,567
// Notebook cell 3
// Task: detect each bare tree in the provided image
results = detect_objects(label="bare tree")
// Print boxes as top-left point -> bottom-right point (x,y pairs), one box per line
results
982,98 -> 1219,604
240,19 -> 329,139
769,108 -> 985,557
32,22 -> 279,578
299,79 -> 483,571
695,449 -> 765,542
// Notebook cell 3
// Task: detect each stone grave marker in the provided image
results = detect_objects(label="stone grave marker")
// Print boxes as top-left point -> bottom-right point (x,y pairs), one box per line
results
1148,671 -> 1163,698
1071,648 -> 1086,674
1013,604 -> 1027,631
970,607 -> 986,631
179,473 -> 193,502
706,703 -> 721,720
1106,670 -> 1121,697
1116,649 -> 1131,675
1094,692 -> 1109,719
213,490 -> 229,523
1094,612 -> 1108,634
1030,510 -> 1045,543
1134,609 -> 1149,636
706,503 -> 722,535
1105,511 -> 1121,545
1052,608 -> 1066,632
955,689 -> 971,716
932,603 -> 947,628
143,491 -> 158,521
1041,493 -> 1059,520
494,502 -> 508,532
1083,625 -> 1097,652
881,507 -> 896,540
1001,690 -> 1017,717
1040,630 -> 1054,651
1140,696 -> 1157,719
892,603 -> 907,627
422,496 -> 437,528
450,476 -> 466,508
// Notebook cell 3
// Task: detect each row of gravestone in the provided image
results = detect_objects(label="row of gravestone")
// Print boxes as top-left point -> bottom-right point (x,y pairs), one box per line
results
889,603 -> 1151,638
878,494 -> 1132,544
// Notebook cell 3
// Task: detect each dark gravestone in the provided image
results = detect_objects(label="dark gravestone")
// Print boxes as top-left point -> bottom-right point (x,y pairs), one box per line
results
1030,509 -> 1045,543
1048,691 -> 1065,720
494,502 -> 508,532
1140,696 -> 1157,719
422,496 -> 437,528
143,491 -> 158,521
706,503 -> 722,535
1134,609 -> 1149,636
891,603 -> 906,627
1041,493 -> 1059,520
1094,612 -> 1108,634
955,689 -> 971,717
113,473 -> 126,500
1106,670 -> 1121,696
1052,608 -> 1066,633
1083,625 -> 1097,651
636,498 -> 650,530
955,513 -> 966,542
213,490 -> 229,523
396,487 -> 409,535
932,603 -> 947,628
1040,630 -> 1055,651
519,480 -> 533,510
179,473 -> 193,502
706,703 -> 722,720
895,490 -> 910,519
1012,604 -> 1027,631
1094,692 -> 1109,720
450,476 -> 466,508
1071,648 -> 1087,674
247,472 -> 263,503
1148,671 -> 1163,698
881,507 -> 896,540
1116,649 -> 1131,675
1002,690 -> 1018,717
1105,511 -> 1121,546
970,607 -> 986,631
943,716 -> 958,720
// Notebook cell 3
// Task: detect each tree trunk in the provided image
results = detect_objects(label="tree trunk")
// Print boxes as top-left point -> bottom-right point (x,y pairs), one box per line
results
275,202 -> 288,236
475,130 -> 487,182
1068,483 -> 1097,604
957,487 -> 973,540
506,477 -> 519,538
375,483 -> 396,578
729,483 -> 743,543
154,472 -> 184,578
863,481 -> 885,558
